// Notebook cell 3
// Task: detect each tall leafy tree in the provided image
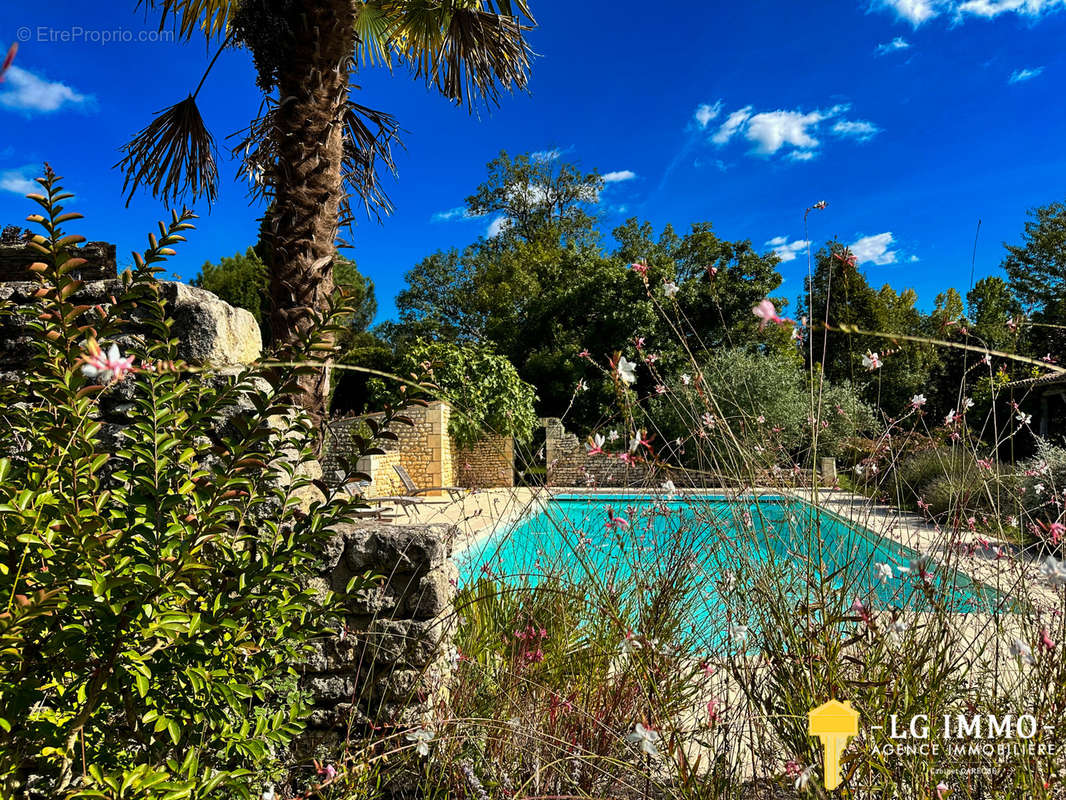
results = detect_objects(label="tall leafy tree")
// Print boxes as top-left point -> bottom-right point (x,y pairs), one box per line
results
120,0 -> 535,418
1002,200 -> 1066,310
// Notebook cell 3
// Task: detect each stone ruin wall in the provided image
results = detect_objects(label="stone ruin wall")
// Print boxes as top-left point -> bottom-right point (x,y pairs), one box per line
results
0,230 -> 117,282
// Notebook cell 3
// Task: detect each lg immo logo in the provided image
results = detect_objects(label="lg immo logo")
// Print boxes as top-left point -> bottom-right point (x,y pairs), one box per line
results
808,700 -> 859,790
808,700 -> 1058,791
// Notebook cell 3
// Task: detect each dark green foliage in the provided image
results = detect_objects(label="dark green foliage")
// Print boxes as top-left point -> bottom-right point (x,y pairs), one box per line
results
0,171 -> 361,798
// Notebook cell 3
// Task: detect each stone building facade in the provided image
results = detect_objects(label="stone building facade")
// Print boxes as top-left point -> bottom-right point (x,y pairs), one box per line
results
543,417 -> 655,487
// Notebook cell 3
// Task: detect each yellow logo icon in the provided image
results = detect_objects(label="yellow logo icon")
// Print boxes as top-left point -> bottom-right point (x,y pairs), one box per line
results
808,699 -> 859,790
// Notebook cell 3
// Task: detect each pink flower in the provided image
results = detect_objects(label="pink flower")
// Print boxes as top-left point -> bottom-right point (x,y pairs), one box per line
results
1040,628 -> 1056,652
851,598 -> 872,624
578,348 -> 590,358
0,43 -> 16,83
861,351 -> 882,371
752,299 -> 791,329
812,200 -> 828,210
833,248 -> 858,268
936,781 -> 950,799
631,262 -> 649,277
81,340 -> 136,383
706,698 -> 720,723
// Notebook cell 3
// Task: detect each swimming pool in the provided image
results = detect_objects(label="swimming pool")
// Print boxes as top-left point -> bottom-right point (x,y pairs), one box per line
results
458,493 -> 1000,645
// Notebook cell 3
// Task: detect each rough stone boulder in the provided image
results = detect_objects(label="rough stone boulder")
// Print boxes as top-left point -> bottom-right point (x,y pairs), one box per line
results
0,280 -> 261,369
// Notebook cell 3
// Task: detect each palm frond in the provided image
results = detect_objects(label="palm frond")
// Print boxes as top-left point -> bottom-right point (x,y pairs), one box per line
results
137,0 -> 239,41
395,2 -> 534,109
230,94 -> 404,223
116,95 -> 219,208
341,99 -> 404,222
354,2 -> 400,67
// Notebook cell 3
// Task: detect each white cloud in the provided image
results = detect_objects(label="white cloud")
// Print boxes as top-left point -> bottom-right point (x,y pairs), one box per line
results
711,106 -> 753,145
712,103 -> 877,161
487,216 -> 511,238
832,119 -> 882,141
693,101 -> 723,129
1009,66 -> 1045,83
875,36 -> 912,54
431,206 -> 486,222
602,170 -> 637,183
956,0 -> 1065,18
0,66 -> 93,114
873,0 -> 1065,24
872,0 -> 942,26
766,236 -> 810,262
531,148 -> 563,163
851,232 -> 899,265
0,167 -> 38,196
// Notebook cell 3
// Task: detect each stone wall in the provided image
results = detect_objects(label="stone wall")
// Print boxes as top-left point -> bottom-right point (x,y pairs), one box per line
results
455,434 -> 514,489
544,417 -> 654,487
0,234 -> 117,282
299,522 -> 456,775
323,401 -> 515,494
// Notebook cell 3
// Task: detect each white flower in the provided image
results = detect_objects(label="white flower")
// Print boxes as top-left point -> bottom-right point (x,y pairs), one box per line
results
728,624 -> 749,645
944,410 -> 958,425
627,723 -> 661,757
662,480 -> 677,498
910,394 -> 927,408
261,785 -> 275,800
1017,412 -> 1032,425
619,634 -> 644,658
663,280 -> 680,298
406,727 -> 435,757
1041,556 -> 1066,587
586,433 -> 605,454
963,397 -> 974,410
1035,483 -> 1046,495
607,429 -> 620,442
1010,636 -> 1035,666
862,351 -> 882,371
681,373 -> 691,385
616,356 -> 638,385
795,767 -> 814,790
875,562 -> 894,583
629,431 -> 644,453
890,618 -> 909,636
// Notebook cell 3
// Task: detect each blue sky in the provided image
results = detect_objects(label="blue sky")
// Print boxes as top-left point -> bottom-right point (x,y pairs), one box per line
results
1,1 -> 1065,320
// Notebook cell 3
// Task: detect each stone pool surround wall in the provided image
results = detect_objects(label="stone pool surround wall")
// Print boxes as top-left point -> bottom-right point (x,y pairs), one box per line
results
323,401 -> 515,493
299,522 -> 457,771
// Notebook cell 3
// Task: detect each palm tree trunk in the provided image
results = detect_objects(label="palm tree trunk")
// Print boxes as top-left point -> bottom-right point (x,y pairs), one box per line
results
259,0 -> 356,423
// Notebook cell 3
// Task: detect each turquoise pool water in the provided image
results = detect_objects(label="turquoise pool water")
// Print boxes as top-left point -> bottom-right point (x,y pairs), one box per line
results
458,493 -> 1000,644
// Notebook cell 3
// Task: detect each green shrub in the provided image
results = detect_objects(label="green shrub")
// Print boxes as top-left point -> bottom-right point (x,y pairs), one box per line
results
0,170 -> 357,798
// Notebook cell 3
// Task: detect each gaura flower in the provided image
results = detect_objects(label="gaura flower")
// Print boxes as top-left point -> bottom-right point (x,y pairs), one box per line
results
615,356 -> 638,385
944,409 -> 958,425
1040,556 -> 1066,587
1039,628 -> 1056,652
752,299 -> 790,329
910,394 -> 927,408
627,723 -> 661,757
81,340 -> 136,383
406,727 -> 435,757
728,624 -> 749,645
663,280 -> 680,298
681,373 -> 691,385
875,562 -> 894,583
1010,636 -> 1035,666
586,433 -> 606,456
936,781 -> 950,800
861,351 -> 882,371
0,43 -> 16,83
662,479 -> 677,499
630,262 -> 650,277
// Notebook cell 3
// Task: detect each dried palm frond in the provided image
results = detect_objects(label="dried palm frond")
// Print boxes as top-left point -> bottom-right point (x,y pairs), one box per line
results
136,0 -> 239,41
341,99 -> 404,222
116,95 -> 219,208
231,93 -> 404,224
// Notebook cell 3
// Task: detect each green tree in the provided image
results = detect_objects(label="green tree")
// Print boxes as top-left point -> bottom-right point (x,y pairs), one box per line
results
194,248 -> 377,347
967,276 -> 1022,353
120,0 -> 536,417
404,340 -> 539,446
1002,200 -> 1066,310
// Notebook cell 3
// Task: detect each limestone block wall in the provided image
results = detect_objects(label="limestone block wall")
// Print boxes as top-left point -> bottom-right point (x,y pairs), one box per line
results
455,434 -> 515,489
299,522 -> 456,764
323,401 -> 516,493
